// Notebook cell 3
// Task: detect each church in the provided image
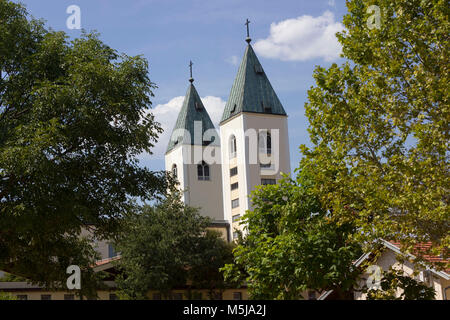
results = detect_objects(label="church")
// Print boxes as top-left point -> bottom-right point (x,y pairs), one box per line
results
164,23 -> 291,241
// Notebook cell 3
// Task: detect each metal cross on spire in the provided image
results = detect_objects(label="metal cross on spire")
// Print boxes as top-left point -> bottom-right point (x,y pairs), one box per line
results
189,60 -> 194,83
245,18 -> 251,44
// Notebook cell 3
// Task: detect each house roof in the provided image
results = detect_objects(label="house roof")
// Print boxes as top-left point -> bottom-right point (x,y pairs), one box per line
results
384,240 -> 449,275
166,83 -> 219,154
92,255 -> 121,273
317,239 -> 450,300
220,44 -> 286,124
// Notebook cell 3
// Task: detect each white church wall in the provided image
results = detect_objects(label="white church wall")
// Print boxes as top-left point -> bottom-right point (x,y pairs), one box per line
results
220,114 -> 249,238
220,112 -> 291,240
165,144 -> 225,221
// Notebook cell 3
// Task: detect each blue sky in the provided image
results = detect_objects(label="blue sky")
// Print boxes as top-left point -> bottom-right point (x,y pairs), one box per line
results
16,0 -> 349,173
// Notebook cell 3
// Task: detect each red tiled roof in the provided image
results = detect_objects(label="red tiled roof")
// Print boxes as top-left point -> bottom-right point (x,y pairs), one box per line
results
93,256 -> 121,267
389,241 -> 449,273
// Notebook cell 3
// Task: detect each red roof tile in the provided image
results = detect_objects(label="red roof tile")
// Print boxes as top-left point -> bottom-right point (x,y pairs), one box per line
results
389,241 -> 449,273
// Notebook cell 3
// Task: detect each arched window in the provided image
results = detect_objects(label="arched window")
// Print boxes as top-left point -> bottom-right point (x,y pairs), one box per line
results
229,135 -> 237,159
172,164 -> 178,179
259,130 -> 271,154
197,161 -> 210,181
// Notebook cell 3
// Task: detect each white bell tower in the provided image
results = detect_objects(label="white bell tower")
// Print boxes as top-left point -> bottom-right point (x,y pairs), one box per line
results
165,63 -> 225,222
219,22 -> 290,240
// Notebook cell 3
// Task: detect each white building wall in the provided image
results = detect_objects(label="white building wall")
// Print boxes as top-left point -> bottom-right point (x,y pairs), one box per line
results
220,112 -> 290,240
165,146 -> 187,202
165,144 -> 225,221
220,115 -> 248,236
354,249 -> 450,300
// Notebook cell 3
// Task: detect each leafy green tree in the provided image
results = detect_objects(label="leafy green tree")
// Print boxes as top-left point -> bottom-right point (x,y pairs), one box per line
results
302,0 -> 449,266
364,269 -> 436,300
114,192 -> 233,300
0,0 -> 167,297
223,160 -> 362,299
0,292 -> 17,300
188,230 -> 235,299
0,272 -> 26,282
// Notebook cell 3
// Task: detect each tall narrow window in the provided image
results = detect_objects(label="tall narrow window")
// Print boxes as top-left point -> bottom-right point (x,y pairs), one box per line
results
231,198 -> 239,209
258,130 -> 265,153
229,135 -> 237,159
259,130 -> 271,154
230,167 -> 238,177
108,243 -> 117,258
197,161 -> 210,181
172,164 -> 178,179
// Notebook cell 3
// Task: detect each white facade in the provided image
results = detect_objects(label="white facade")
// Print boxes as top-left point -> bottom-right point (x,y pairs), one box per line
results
164,42 -> 290,240
165,144 -> 224,221
219,113 -> 290,239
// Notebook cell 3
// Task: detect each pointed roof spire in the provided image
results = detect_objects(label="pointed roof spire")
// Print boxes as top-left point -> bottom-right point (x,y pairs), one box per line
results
245,18 -> 251,44
220,44 -> 287,124
189,60 -> 194,83
166,82 -> 219,153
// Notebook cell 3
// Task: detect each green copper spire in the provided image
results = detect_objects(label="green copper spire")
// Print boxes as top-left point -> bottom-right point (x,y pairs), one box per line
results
166,80 -> 219,154
220,43 -> 287,124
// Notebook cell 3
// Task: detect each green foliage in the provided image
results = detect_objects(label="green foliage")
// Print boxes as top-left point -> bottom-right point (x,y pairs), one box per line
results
365,269 -> 436,300
0,292 -> 17,300
302,0 -> 449,267
0,0 -> 167,296
189,230 -> 236,299
223,160 -> 362,299
0,272 -> 26,282
114,192 -> 234,300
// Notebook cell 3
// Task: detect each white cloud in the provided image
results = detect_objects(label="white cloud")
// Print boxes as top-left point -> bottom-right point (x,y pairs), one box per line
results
199,96 -> 226,127
328,0 -> 336,8
149,95 -> 226,159
226,55 -> 240,66
253,11 -> 344,62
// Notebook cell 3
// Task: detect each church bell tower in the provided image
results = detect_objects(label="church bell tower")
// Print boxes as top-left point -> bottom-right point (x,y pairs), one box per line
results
219,20 -> 291,240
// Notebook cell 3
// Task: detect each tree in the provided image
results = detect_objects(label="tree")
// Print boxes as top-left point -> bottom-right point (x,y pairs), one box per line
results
189,230 -> 236,299
302,0 -> 449,268
0,272 -> 26,282
364,269 -> 436,300
0,292 -> 17,300
114,192 -> 233,300
222,160 -> 362,299
0,0 -> 167,297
